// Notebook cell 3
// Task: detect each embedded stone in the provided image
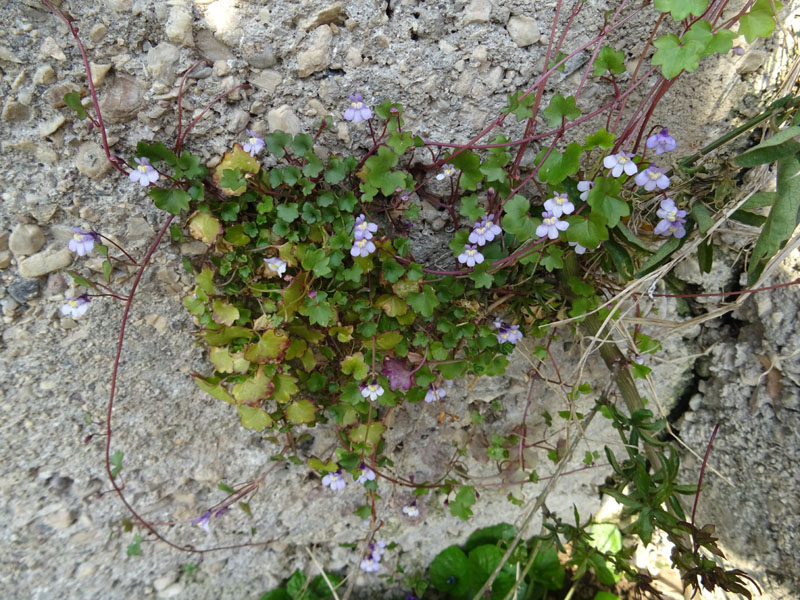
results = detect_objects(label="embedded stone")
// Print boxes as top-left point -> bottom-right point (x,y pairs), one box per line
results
464,0 -> 492,25
166,7 -> 194,47
196,30 -> 234,61
19,249 -> 73,278
8,278 -> 40,303
245,45 -> 277,69
297,25 -> 332,78
98,74 -> 144,123
268,105 -> 301,136
2,101 -> 30,123
43,82 -> 81,108
33,64 -> 56,85
147,42 -> 180,85
9,224 -> 45,256
75,142 -> 112,180
88,24 -> 108,43
89,63 -> 112,86
507,15 -> 540,47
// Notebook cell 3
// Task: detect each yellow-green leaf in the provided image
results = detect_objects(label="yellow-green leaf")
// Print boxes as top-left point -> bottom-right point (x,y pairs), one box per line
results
273,373 -> 299,403
238,405 -> 273,431
300,348 -> 316,372
194,375 -> 235,404
188,213 -> 221,244
244,329 -> 291,363
329,325 -> 354,342
376,294 -> 408,317
349,423 -> 386,450
286,399 -> 317,424
232,368 -> 273,404
285,338 -> 307,360
376,330 -> 403,350
212,300 -> 240,326
341,352 -> 368,380
213,144 -> 259,196
308,457 -> 339,472
209,346 -> 250,373
202,326 -> 254,345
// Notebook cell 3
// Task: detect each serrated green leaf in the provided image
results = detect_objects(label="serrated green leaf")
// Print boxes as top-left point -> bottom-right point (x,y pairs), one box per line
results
654,0 -> 709,20
273,373 -> 299,403
341,352 -> 369,380
593,46 -> 626,76
407,286 -> 439,318
542,93 -> 581,127
651,34 -> 704,79
739,0 -> 783,43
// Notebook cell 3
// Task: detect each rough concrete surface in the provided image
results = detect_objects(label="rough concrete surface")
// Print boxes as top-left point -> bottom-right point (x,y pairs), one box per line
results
0,0 -> 798,599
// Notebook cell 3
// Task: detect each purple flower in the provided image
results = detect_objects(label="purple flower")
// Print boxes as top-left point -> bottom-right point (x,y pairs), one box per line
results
360,540 -> 387,573
603,152 -> 638,178
569,241 -> 588,254
654,198 -> 687,238
264,257 -> 287,277
634,166 -> 670,191
360,557 -> 381,573
68,228 -> 99,256
356,462 -> 376,484
129,157 -> 159,186
354,214 -> 378,240
468,214 -> 503,246
322,469 -> 346,491
191,510 -> 212,533
61,294 -> 90,318
646,128 -> 677,154
424,384 -> 446,403
344,93 -> 372,123
242,129 -> 265,157
544,192 -> 575,218
457,244 -> 484,267
351,238 -> 376,257
402,504 -> 420,517
369,540 -> 387,560
536,211 -> 569,240
494,319 -> 523,345
577,180 -> 594,201
436,163 -> 457,181
361,381 -> 384,401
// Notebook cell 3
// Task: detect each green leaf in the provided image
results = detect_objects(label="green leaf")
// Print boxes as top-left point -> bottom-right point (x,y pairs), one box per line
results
460,195 -> 486,221
589,523 -> 623,553
212,300 -> 239,326
586,178 -> 629,227
175,151 -> 206,179
429,546 -> 470,597
301,247 -> 331,277
299,297 -> 335,326
110,450 -> 124,478
364,145 -> 403,195
654,0 -> 709,20
376,330 -> 403,350
244,330 -> 291,363
302,150 -> 324,177
276,202 -> 299,222
635,235 -> 684,277
585,128 -> 615,150
739,0 -> 783,43
547,51 -> 569,72
188,213 -> 221,243
692,202 -> 714,234
652,34 -> 704,79
387,131 -> 415,154
63,91 -> 88,120
542,93 -> 581,127
381,258 -> 405,282
407,286 -> 439,318
150,188 -> 191,215
682,20 -> 735,58
127,535 -> 142,556
233,368 -> 273,404
223,224 -> 250,246
530,546 -> 565,590
502,90 -> 537,121
136,141 -> 177,166
238,405 -> 273,431
451,151 -> 483,191
735,126 -> 800,167
341,352 -> 369,380
537,142 -> 582,185
265,131 -> 291,158
468,545 -> 522,600
541,246 -> 564,272
470,264 -> 494,288
286,399 -> 316,424
566,213 -> 609,249
464,523 -> 517,553
449,486 -> 476,520
605,238 -> 634,280
194,375 -> 235,404
67,270 -> 94,289
273,373 -> 299,403
593,46 -> 626,76
348,422 -> 385,449
748,153 -> 800,284
503,194 -> 539,240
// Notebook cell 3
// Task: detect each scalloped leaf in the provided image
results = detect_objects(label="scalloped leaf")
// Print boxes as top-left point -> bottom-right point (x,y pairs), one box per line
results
244,329 -> 291,363
341,352 -> 369,380
349,422 -> 385,450
286,399 -> 317,424
213,144 -> 260,196
232,368 -> 274,404
238,405 -> 273,431
212,300 -> 240,326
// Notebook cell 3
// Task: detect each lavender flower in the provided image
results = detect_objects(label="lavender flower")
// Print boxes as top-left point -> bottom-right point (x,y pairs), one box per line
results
356,462 -> 376,484
360,540 -> 387,573
68,228 -> 99,256
653,198 -> 687,238
569,241 -> 588,254
536,211 -> 569,240
322,469 -> 347,491
361,381 -> 384,401
360,556 -> 381,573
457,244 -> 484,267
61,295 -> 90,318
603,151 -> 638,177
436,163 -> 457,181
646,128 -> 677,154
634,166 -> 670,191
424,384 -> 446,403
494,319 -> 523,345
468,214 -> 503,246
344,93 -> 372,123
544,192 -> 575,218
129,157 -> 159,186
264,257 -> 287,277
402,504 -> 420,517
354,214 -> 378,240
242,129 -> 265,157
191,511 -> 212,533
351,238 -> 376,257
577,180 -> 594,201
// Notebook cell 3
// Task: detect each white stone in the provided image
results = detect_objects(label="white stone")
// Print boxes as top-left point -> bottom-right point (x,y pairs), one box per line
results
19,249 -> 73,278
507,15 -> 540,47
75,142 -> 111,180
147,42 -> 180,85
297,25 -> 332,78
250,70 -> 282,94
38,115 -> 66,137
9,224 -> 45,256
464,0 -> 492,25
268,105 -> 302,136
166,7 -> 194,47
88,24 -> 108,43
33,64 -> 55,85
89,63 -> 112,86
